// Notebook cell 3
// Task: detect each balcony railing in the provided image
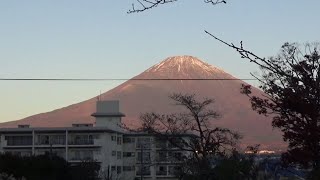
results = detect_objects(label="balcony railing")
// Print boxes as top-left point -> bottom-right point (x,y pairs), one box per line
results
4,136 -> 33,146
6,141 -> 32,146
68,139 -> 94,145
68,151 -> 101,162
136,170 -> 151,176
36,139 -> 66,145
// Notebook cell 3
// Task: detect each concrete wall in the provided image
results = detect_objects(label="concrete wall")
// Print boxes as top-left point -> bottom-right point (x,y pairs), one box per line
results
96,101 -> 120,113
95,117 -> 122,131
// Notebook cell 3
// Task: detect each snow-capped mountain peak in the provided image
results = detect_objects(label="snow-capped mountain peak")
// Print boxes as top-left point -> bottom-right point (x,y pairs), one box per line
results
144,55 -> 231,79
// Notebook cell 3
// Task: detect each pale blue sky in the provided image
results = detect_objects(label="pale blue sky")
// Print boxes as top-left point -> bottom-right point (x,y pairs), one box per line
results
0,0 -> 319,122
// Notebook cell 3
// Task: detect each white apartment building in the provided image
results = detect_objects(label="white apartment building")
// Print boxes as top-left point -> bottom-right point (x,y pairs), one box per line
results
0,101 -> 187,180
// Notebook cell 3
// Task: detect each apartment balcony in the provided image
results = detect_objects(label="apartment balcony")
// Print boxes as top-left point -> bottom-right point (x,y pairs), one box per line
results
34,134 -> 66,148
3,142 -> 33,148
68,151 -> 102,163
2,136 -> 33,148
35,150 -> 66,159
35,140 -> 66,148
69,138 -> 93,145
156,152 -> 183,163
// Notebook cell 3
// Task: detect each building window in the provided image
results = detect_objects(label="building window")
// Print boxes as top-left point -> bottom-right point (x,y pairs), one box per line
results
123,166 -> 135,171
167,151 -> 183,162
69,150 -> 93,161
123,137 -> 135,143
69,134 -> 94,145
5,136 -> 32,146
117,151 -> 122,159
111,166 -> 116,171
156,165 -> 167,176
117,137 -> 122,145
155,137 -> 167,149
37,134 -> 66,145
136,166 -> 151,176
38,135 -> 49,145
137,152 -> 151,163
111,135 -> 116,141
136,137 -> 151,149
123,152 -> 135,157
51,135 -> 66,145
168,166 -> 181,176
112,151 -> 116,156
156,151 -> 167,162
117,166 -> 121,174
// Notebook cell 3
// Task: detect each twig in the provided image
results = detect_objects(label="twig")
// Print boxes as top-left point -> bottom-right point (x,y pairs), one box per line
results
128,0 -> 227,13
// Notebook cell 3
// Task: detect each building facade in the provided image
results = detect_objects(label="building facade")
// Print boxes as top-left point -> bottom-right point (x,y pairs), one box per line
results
0,101 -> 185,180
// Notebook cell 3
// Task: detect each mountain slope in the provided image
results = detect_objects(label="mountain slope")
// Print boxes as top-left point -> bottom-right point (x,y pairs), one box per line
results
0,56 -> 284,149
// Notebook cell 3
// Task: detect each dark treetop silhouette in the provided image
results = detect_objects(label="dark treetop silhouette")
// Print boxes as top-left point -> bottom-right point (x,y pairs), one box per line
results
207,32 -> 320,170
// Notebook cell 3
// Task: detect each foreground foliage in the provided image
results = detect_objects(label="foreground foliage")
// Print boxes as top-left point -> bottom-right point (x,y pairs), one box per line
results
206,32 -> 320,174
0,153 -> 100,180
238,43 -> 320,170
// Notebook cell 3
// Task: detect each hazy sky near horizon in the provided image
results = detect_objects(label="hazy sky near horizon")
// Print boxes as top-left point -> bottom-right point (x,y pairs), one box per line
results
0,0 -> 319,122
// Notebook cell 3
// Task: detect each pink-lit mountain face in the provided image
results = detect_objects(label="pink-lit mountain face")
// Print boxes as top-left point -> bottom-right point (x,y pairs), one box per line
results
0,56 -> 284,150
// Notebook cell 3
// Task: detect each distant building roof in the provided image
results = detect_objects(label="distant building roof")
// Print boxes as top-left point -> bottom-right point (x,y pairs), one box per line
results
0,126 -> 122,133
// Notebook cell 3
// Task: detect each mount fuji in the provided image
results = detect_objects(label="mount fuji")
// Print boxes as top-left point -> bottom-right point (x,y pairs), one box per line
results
0,56 -> 284,149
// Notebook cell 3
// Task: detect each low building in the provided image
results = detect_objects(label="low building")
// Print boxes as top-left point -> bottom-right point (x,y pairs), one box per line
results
0,101 -> 187,180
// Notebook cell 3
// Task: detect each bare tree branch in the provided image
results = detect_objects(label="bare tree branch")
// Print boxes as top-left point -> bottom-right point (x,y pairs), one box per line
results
128,0 -> 177,13
132,93 -> 241,177
128,0 -> 227,13
204,0 -> 226,5
208,31 -> 320,169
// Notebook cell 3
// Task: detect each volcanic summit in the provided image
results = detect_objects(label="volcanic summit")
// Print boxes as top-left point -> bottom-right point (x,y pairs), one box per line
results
0,56 -> 283,149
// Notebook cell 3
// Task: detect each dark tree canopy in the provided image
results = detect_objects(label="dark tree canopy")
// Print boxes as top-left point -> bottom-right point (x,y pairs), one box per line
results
241,42 -> 320,169
206,31 -> 320,170
0,153 -> 100,180
212,148 -> 258,180
128,0 -> 227,13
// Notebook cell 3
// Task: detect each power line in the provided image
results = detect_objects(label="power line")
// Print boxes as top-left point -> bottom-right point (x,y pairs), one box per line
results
0,78 -> 258,81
